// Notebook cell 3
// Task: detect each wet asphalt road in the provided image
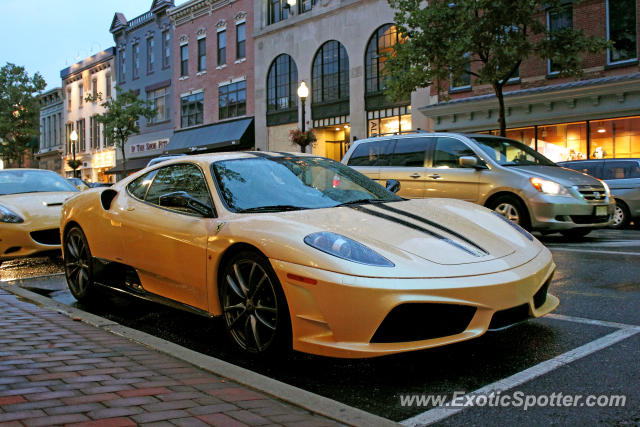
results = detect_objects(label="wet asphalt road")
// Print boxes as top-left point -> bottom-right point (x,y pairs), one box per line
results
2,228 -> 639,424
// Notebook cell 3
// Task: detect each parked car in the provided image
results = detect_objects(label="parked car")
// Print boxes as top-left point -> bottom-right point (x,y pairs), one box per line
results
67,177 -> 89,191
60,152 -> 557,358
87,182 -> 112,188
558,158 -> 640,228
342,132 -> 615,238
1,169 -> 78,261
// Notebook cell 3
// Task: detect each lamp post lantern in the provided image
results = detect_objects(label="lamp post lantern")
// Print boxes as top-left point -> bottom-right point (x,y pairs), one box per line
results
297,81 -> 309,153
70,130 -> 78,178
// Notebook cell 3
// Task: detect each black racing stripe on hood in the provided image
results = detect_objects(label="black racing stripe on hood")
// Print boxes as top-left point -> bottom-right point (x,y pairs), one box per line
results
375,203 -> 488,255
349,206 -> 485,257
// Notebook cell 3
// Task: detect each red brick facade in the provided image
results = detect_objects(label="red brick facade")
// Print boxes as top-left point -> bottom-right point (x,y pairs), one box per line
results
436,0 -> 640,100
170,0 -> 254,129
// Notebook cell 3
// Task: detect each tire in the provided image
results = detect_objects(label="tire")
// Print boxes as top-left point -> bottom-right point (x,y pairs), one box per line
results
488,195 -> 531,230
560,228 -> 592,239
63,227 -> 97,303
219,250 -> 291,355
611,200 -> 630,229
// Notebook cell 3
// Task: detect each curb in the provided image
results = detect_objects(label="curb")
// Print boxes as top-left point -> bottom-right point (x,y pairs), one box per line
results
0,281 -> 398,427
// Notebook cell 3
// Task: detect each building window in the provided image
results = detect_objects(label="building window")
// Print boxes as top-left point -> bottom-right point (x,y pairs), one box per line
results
120,50 -> 126,82
365,24 -> 401,95
162,30 -> 171,68
367,106 -> 412,137
236,23 -> 246,60
106,73 -> 112,98
180,44 -> 188,76
89,115 -> 100,150
148,87 -> 170,123
147,37 -> 155,73
312,40 -> 349,104
198,38 -> 206,72
217,31 -> 226,66
78,84 -> 84,107
607,0 -> 637,64
67,88 -> 72,111
451,55 -> 471,90
133,42 -> 140,79
66,122 -> 74,154
76,119 -> 86,152
219,81 -> 246,120
267,54 -> 298,113
181,92 -> 203,127
268,0 -> 289,25
92,78 -> 98,99
547,4 -> 573,74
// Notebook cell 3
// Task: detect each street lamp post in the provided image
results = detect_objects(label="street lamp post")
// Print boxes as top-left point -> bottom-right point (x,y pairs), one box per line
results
297,81 -> 309,153
70,130 -> 78,178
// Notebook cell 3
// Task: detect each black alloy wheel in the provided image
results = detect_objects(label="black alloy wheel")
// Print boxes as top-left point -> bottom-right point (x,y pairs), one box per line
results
63,227 -> 96,302
220,251 -> 291,355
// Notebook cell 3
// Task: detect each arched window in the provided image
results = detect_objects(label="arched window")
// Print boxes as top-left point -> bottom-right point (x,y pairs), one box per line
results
365,24 -> 400,95
312,40 -> 349,104
266,54 -> 298,126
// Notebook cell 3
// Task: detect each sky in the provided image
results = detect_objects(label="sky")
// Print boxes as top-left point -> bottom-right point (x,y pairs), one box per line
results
0,0 -> 159,91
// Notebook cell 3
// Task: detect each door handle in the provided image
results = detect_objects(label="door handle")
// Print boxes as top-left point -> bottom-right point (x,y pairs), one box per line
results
410,173 -> 421,178
428,174 -> 441,179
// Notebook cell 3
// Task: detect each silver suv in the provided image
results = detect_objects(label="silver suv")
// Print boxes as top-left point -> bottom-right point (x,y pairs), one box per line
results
342,132 -> 615,238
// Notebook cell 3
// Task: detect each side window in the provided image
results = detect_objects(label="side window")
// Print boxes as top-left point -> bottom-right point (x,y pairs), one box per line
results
144,164 -> 214,215
604,161 -> 640,179
433,137 -> 476,168
562,161 -> 603,179
127,170 -> 158,200
389,137 -> 430,167
347,140 -> 394,166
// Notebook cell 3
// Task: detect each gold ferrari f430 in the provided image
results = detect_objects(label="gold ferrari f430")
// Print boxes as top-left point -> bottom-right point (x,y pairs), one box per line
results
60,152 -> 558,358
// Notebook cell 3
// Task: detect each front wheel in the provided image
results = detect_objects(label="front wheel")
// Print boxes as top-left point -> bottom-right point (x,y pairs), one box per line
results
488,195 -> 530,230
611,200 -> 630,229
63,227 -> 96,303
560,228 -> 592,239
220,250 -> 291,355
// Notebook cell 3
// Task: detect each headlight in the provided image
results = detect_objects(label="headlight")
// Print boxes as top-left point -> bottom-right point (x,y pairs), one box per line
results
600,180 -> 611,197
0,205 -> 24,223
304,232 -> 394,267
529,177 -> 569,195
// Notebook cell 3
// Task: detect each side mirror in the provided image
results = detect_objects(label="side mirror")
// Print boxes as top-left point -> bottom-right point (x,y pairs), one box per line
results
459,156 -> 487,169
159,191 -> 214,217
386,179 -> 401,193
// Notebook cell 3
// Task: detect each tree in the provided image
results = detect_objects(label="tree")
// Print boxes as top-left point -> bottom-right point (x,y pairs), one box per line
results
86,88 -> 155,176
385,0 -> 610,136
0,63 -> 46,166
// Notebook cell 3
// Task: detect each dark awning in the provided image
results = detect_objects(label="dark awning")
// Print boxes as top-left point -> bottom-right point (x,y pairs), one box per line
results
105,155 -> 155,174
165,117 -> 254,154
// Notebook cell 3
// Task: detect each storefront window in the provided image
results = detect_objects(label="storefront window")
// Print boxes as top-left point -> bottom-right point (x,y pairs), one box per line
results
591,117 -> 640,158
504,127 -> 536,148
538,122 -> 587,162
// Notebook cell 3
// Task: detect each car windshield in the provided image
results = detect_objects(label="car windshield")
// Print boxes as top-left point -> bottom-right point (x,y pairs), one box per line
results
212,156 -> 402,212
0,170 -> 79,195
471,136 -> 557,167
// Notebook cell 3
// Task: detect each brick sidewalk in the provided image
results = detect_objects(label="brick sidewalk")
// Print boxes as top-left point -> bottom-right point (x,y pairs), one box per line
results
0,288 -> 340,426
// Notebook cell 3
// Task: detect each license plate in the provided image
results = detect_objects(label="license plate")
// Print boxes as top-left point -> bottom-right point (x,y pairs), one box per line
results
595,206 -> 607,216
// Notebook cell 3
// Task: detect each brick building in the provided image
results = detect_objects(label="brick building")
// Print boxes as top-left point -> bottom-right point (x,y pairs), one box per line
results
420,0 -> 640,162
166,0 -> 254,154
110,0 -> 176,175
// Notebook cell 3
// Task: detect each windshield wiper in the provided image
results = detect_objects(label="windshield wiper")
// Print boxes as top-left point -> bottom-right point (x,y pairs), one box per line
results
336,198 -> 388,206
237,205 -> 310,213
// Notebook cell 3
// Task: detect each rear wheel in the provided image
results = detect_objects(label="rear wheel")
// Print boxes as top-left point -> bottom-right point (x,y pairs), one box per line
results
488,195 -> 530,230
560,228 -> 591,239
220,250 -> 291,355
611,200 -> 630,229
63,227 -> 96,302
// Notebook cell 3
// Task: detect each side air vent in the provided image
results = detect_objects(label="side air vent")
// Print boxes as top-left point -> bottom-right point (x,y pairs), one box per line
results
101,189 -> 118,210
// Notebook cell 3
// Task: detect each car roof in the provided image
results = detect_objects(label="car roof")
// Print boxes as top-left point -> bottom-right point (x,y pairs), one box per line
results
353,132 -> 509,143
158,151 -> 315,164
558,158 -> 640,163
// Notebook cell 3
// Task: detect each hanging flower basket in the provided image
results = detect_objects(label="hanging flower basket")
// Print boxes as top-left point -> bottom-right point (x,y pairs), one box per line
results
289,128 -> 317,153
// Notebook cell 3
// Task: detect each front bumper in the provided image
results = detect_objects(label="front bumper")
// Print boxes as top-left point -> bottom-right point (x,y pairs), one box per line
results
271,248 -> 558,358
0,222 -> 61,261
527,193 -> 615,231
